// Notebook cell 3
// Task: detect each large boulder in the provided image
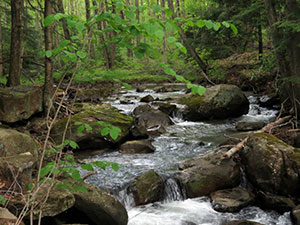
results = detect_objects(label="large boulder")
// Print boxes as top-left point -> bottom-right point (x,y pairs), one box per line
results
240,133 -> 300,197
0,85 -> 42,123
73,182 -> 128,225
178,84 -> 249,121
51,103 -> 133,149
257,192 -> 296,213
0,128 -> 39,190
0,207 -> 24,225
120,139 -> 155,154
177,149 -> 240,198
129,170 -> 164,205
133,105 -> 173,134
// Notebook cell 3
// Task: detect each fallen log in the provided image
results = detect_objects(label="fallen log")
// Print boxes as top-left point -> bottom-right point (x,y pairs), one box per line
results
221,115 -> 292,160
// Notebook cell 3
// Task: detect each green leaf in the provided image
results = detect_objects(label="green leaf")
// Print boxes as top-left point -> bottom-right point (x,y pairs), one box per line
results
40,162 -> 54,178
56,183 -> 70,190
84,124 -> 93,131
175,75 -> 187,82
81,163 -> 94,171
69,140 -> 79,149
101,127 -> 110,136
77,126 -> 85,133
54,13 -> 67,21
27,183 -> 34,190
230,24 -> 238,35
213,22 -> 221,31
74,121 -> 82,126
93,161 -> 107,169
73,185 -> 87,193
71,170 -> 83,182
110,126 -> 121,140
75,22 -> 85,32
45,50 -> 52,58
71,35 -> 80,40
59,40 -> 70,48
77,51 -> 87,59
196,86 -> 206,95
186,20 -> 194,27
44,14 -> 55,27
111,162 -> 120,172
166,37 -> 176,43
0,195 -> 7,206
164,67 -> 176,76
222,21 -> 230,28
155,30 -> 164,40
205,20 -> 214,30
152,4 -> 161,13
175,42 -> 187,54
196,20 -> 206,28
125,10 -> 135,20
165,9 -> 173,17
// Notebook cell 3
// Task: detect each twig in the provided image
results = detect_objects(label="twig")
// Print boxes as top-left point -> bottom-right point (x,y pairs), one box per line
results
82,171 -> 97,180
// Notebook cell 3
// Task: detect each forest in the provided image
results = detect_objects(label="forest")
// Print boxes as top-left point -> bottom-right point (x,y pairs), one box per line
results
0,0 -> 300,225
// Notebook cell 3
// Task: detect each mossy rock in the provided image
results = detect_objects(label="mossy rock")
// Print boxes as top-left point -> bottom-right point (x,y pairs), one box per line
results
130,170 -> 164,205
240,133 -> 300,197
0,128 -> 40,190
178,84 -> 249,121
51,103 -> 133,150
177,149 -> 240,198
73,182 -> 128,225
120,139 -> 155,154
0,85 -> 42,123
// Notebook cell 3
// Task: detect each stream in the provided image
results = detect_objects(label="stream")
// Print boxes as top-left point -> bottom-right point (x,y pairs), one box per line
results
82,88 -> 292,225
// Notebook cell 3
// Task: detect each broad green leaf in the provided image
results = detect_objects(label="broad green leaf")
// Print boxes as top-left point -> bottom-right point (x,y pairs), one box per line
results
213,22 -> 221,31
196,20 -> 206,28
196,86 -> 206,95
101,127 -> 110,136
77,126 -> 85,133
81,163 -> 94,171
69,140 -> 79,149
40,162 -> 54,178
89,6 -> 98,10
175,75 -> 187,82
125,10 -> 135,20
45,50 -> 52,58
110,126 -> 121,140
75,22 -> 85,32
222,21 -> 230,28
152,4 -> 161,13
56,183 -> 70,190
166,37 -> 176,43
44,14 -> 55,27
74,121 -> 83,126
59,40 -> 70,48
71,170 -> 83,182
71,35 -> 80,40
205,20 -> 214,30
84,124 -> 93,131
93,161 -> 107,169
155,30 -> 164,40
230,24 -> 238,35
175,42 -> 187,54
54,13 -> 67,21
165,9 -> 173,17
111,162 -> 120,172
64,155 -> 74,161
164,68 -> 176,76
186,20 -> 194,27
27,183 -> 34,190
0,195 -> 7,206
77,51 -> 87,59
73,185 -> 87,193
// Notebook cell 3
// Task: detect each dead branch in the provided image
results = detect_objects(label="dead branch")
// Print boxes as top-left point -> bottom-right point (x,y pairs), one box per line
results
221,115 -> 292,160
82,171 -> 97,180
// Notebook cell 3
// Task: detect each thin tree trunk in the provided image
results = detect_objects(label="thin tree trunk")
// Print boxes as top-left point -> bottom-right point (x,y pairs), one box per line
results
125,0 -> 134,57
135,0 -> 141,45
43,0 -> 54,116
85,0 -> 95,56
57,0 -> 71,40
0,2 -> 3,77
7,0 -> 24,87
175,0 -> 180,17
258,23 -> 263,60
92,0 -> 112,68
161,0 -> 167,61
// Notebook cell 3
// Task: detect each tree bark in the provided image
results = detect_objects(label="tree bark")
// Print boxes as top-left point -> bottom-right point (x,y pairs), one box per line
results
85,0 -> 95,56
43,0 -> 54,116
135,0 -> 141,45
0,2 -> 3,77
57,0 -> 71,40
7,0 -> 24,87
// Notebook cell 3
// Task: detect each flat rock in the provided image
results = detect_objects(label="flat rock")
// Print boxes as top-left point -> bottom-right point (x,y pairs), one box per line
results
120,139 -> 155,154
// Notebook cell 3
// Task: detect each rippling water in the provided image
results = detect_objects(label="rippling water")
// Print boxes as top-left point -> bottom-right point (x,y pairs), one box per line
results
82,88 -> 291,225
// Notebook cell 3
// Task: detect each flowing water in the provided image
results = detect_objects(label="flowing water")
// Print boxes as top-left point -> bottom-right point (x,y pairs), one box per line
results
82,88 -> 292,225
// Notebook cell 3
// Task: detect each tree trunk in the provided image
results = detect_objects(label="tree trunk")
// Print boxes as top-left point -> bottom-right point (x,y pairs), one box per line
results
264,0 -> 300,116
7,0 -> 24,87
0,2 -> 3,77
160,0 -> 167,61
135,0 -> 141,45
258,22 -> 263,60
85,0 -> 95,56
125,0 -> 134,57
57,0 -> 71,40
92,0 -> 113,68
43,0 -> 54,116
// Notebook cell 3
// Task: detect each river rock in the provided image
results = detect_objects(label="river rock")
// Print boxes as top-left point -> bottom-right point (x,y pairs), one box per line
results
141,95 -> 154,103
235,121 -> 265,131
178,84 -> 249,121
240,133 -> 300,197
210,187 -> 255,212
0,128 -> 39,190
133,104 -> 152,116
0,85 -> 43,123
223,220 -> 264,225
291,205 -> 300,225
73,183 -> 128,225
130,170 -> 164,205
257,191 -> 296,213
153,102 -> 177,116
120,140 -> 155,154
51,103 -> 133,150
177,149 -> 240,198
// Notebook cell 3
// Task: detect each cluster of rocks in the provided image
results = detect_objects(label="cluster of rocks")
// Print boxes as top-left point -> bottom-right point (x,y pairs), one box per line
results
1,83 -> 295,224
